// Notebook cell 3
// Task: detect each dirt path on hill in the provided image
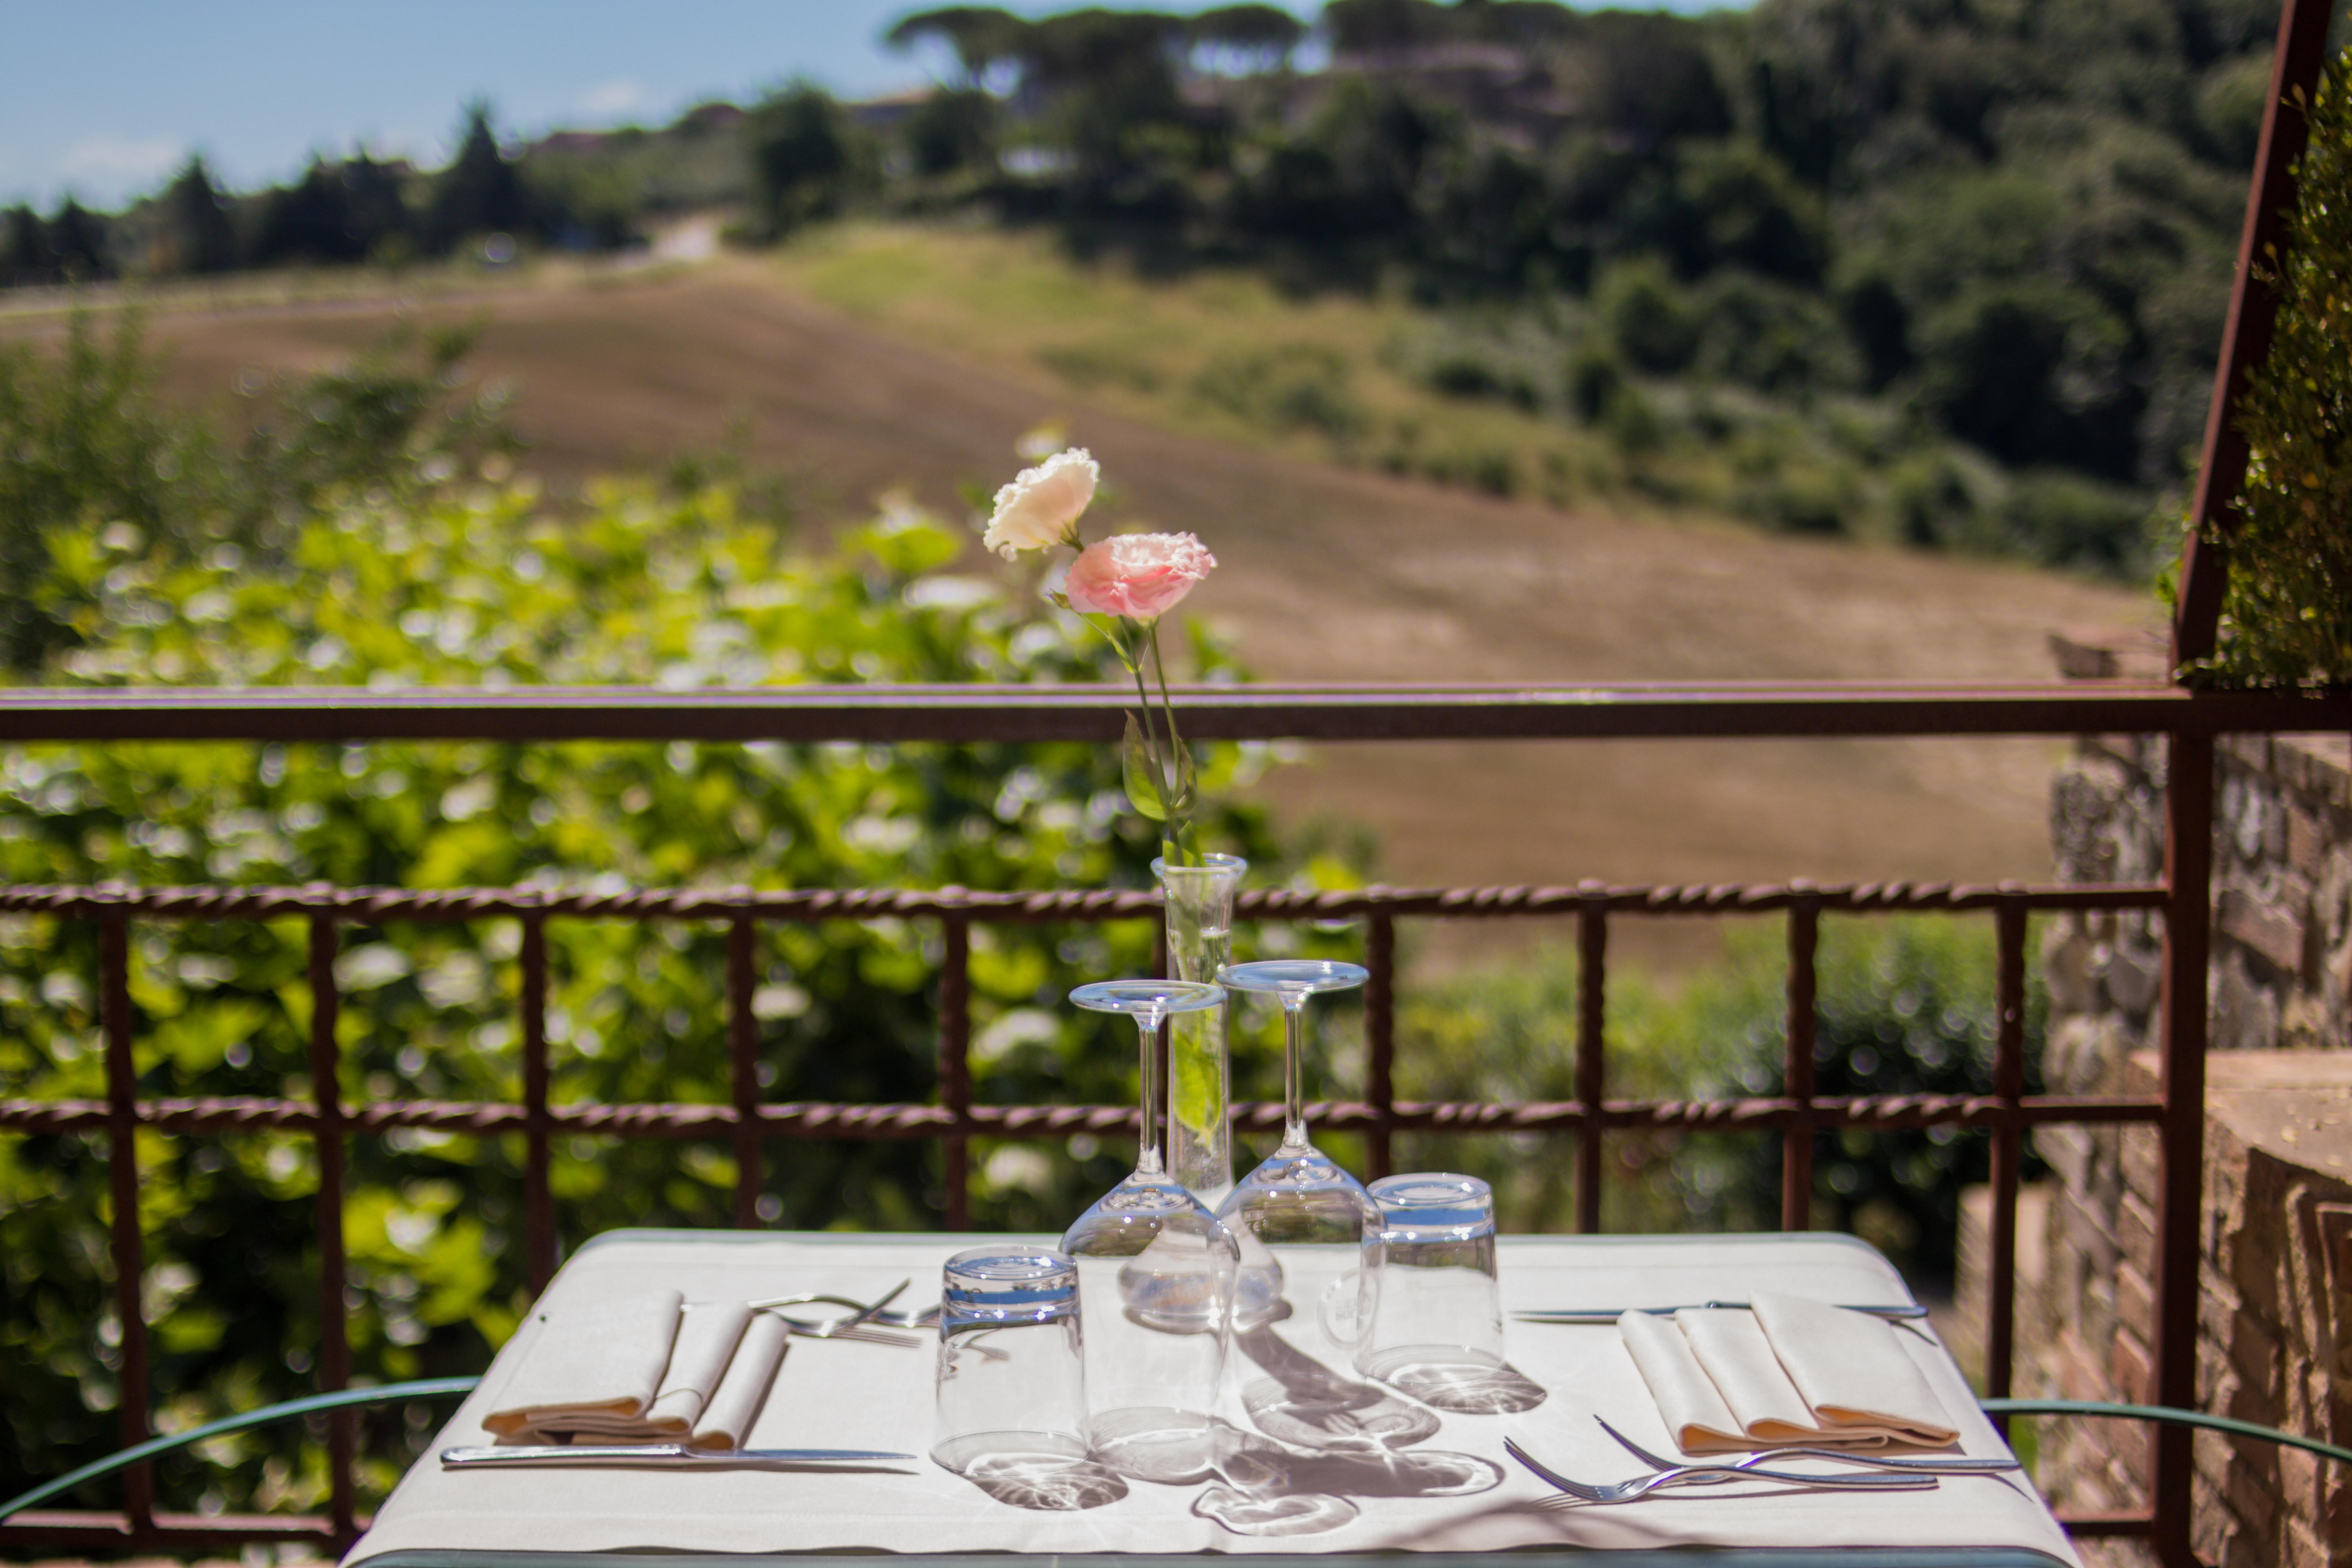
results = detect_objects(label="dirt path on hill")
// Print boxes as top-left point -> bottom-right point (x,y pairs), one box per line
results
34,261 -> 2153,971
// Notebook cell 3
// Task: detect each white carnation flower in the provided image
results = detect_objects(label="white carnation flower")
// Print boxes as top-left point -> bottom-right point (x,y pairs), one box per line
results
984,447 -> 1098,560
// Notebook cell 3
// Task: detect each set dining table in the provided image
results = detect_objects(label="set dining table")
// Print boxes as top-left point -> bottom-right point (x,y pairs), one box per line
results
345,1228 -> 2081,1568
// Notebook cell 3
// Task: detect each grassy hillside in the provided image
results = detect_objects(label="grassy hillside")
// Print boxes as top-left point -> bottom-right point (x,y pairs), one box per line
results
777,221 -> 1622,503
0,247 -> 2150,968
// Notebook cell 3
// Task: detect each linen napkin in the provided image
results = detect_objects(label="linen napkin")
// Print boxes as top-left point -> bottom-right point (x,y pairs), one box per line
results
1619,1289 -> 1958,1452
484,1291 -> 791,1450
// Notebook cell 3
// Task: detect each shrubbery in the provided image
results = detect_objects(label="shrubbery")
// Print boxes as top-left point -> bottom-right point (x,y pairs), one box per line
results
0,323 -> 1288,1514
1394,916 -> 2045,1286
2190,51 -> 2352,686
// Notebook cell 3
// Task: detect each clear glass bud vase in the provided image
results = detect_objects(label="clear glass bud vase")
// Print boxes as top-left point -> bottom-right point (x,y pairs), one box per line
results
1154,853 -> 1246,1208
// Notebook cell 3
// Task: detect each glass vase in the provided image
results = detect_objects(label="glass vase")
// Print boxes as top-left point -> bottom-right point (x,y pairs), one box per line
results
1154,852 -> 1246,1208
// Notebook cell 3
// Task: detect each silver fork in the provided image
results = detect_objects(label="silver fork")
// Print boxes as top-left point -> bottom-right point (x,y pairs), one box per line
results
1504,1437 -> 1935,1505
1595,1416 -> 2022,1476
748,1279 -> 921,1347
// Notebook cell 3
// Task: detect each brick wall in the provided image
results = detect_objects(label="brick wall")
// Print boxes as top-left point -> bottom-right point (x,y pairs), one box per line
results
2032,691 -> 2352,1565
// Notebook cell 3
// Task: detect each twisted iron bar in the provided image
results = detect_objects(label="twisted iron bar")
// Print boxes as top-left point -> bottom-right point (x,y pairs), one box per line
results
0,1091 -> 2162,1139
0,877 -> 2164,922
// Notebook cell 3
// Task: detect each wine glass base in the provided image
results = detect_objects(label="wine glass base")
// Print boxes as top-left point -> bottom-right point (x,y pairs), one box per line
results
1238,1376 -> 1441,1452
1087,1406 -> 1219,1484
1357,1348 -> 1548,1414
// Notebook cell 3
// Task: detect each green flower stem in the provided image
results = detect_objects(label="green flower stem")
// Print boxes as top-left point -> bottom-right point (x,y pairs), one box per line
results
1127,641 -> 1176,833
1145,622 -> 1197,864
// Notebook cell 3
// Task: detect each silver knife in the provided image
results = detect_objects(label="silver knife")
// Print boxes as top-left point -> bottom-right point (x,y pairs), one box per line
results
442,1445 -> 915,1468
1514,1301 -> 1930,1324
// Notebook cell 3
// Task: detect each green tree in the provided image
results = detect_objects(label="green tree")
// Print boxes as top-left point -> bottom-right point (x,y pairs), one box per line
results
884,6 -> 1030,88
743,85 -> 863,237
1,204 -> 56,286
1187,5 -> 1306,73
424,103 -> 529,253
904,87 -> 999,177
2192,51 -> 2352,685
46,198 -> 110,281
160,155 -> 238,275
249,157 -> 362,266
342,149 -> 416,260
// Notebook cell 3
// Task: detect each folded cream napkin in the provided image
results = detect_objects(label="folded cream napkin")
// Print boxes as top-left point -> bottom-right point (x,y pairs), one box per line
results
1619,1289 -> 1958,1452
484,1291 -> 790,1450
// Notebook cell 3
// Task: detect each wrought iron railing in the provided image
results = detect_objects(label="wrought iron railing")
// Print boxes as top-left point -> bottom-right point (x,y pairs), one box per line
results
2,0 -> 2343,1551
4,679 -> 2350,1561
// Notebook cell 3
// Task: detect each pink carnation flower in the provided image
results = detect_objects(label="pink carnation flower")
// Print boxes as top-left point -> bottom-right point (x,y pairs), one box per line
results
1063,532 -> 1217,621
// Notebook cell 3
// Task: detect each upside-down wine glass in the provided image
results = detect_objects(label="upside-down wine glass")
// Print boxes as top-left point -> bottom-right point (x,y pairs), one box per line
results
1059,980 -> 1240,1484
1212,960 -> 1380,1350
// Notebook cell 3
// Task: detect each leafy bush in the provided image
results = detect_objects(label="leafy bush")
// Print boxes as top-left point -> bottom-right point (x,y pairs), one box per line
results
0,313 -> 514,671
1394,916 -> 2045,1285
0,328 -> 1285,1516
1190,344 -> 1368,443
2192,53 -> 2352,687
744,86 -> 871,239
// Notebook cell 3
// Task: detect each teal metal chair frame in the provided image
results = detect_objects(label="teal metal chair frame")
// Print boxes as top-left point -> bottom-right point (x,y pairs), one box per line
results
0,1377 -> 479,1525
10,1385 -> 2348,1541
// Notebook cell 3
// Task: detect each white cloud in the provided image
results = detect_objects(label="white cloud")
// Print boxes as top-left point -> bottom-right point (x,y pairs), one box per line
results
577,78 -> 647,118
58,134 -> 185,185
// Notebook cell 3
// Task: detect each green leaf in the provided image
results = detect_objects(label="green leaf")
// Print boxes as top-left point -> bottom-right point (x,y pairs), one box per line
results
1123,711 -> 1168,821
1169,735 -> 1198,813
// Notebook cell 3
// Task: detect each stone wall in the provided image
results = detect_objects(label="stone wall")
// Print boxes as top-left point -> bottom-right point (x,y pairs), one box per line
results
2031,664 -> 2352,1564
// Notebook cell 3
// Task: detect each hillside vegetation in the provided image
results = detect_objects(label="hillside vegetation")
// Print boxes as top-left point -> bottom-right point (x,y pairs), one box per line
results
3,0 -> 2279,572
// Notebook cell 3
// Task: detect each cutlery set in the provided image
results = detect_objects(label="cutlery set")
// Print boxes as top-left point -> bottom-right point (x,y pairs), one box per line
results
746,1278 -> 935,1347
1511,1301 -> 1931,1324
447,1287 -> 2019,1504
1504,1414 -> 2021,1506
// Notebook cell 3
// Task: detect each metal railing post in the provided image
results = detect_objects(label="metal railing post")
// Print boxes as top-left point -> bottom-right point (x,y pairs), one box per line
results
939,904 -> 972,1231
520,912 -> 555,1289
2152,734 -> 2215,1566
727,916 -> 761,1229
305,913 -> 354,1547
1576,888 -> 1608,1234
98,912 -> 152,1536
1366,912 -> 1396,1181
1782,890 -> 1821,1231
1986,893 -> 2029,1429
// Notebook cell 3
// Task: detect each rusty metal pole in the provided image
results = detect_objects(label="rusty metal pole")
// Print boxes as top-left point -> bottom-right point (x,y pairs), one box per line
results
1366,913 -> 1396,1181
939,907 -> 972,1230
2152,735 -> 2215,1566
1575,889 -> 1608,1233
306,914 -> 355,1548
520,913 -> 555,1290
98,913 -> 153,1536
1986,895 -> 2029,1433
727,917 -> 761,1229
1782,893 -> 1821,1231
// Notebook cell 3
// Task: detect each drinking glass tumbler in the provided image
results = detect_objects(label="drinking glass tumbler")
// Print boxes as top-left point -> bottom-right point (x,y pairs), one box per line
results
1357,1173 -> 1504,1396
929,1245 -> 1089,1477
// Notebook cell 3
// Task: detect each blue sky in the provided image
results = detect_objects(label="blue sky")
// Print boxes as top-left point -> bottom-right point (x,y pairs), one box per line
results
0,0 -> 1746,212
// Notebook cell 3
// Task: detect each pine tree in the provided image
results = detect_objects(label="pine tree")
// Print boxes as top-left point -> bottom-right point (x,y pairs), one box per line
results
424,103 -> 527,254
47,198 -> 109,281
162,156 -> 238,275
251,158 -> 360,265
342,150 -> 414,260
1,206 -> 57,287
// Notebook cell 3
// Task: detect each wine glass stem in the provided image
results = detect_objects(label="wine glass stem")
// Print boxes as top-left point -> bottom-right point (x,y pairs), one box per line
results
1283,998 -> 1307,1147
1136,1011 -> 1166,1176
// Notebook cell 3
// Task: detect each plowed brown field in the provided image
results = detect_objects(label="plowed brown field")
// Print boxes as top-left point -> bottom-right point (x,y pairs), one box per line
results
14,255 -> 2154,969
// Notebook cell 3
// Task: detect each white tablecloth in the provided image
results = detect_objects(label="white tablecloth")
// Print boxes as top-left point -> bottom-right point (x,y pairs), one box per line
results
347,1230 -> 2077,1564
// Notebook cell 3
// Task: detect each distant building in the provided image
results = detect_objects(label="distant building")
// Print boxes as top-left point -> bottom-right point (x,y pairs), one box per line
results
846,88 -> 936,132
674,102 -> 746,136
1328,40 -> 1577,149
